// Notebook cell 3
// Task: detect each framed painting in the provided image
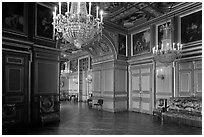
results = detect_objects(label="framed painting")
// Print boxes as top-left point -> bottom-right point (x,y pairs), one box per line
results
181,10 -> 202,44
118,33 -> 127,56
132,28 -> 150,56
2,2 -> 25,33
36,3 -> 53,40
156,21 -> 171,49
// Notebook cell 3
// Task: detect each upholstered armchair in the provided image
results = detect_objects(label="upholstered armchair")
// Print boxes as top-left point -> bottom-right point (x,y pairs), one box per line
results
39,95 -> 60,126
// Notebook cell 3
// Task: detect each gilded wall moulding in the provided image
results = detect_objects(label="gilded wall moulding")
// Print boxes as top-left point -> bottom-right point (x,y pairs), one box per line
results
98,41 -> 111,56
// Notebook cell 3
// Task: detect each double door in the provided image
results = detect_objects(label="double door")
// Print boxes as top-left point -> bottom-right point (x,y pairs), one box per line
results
130,64 -> 153,114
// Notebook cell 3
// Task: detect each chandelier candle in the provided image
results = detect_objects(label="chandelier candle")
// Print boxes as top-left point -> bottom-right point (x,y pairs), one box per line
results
59,2 -> 61,14
78,2 -> 80,13
89,2 -> 91,15
96,6 -> 99,19
67,2 -> 69,12
100,10 -> 103,22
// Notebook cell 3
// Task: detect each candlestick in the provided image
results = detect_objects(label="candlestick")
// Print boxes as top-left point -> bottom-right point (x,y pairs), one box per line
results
100,10 -> 103,22
89,2 -> 91,15
53,11 -> 55,17
59,2 -> 61,14
67,2 -> 69,12
156,45 -> 158,51
55,6 -> 57,16
52,11 -> 55,40
96,6 -> 99,19
53,11 -> 56,21
165,26 -> 168,39
78,2 -> 80,13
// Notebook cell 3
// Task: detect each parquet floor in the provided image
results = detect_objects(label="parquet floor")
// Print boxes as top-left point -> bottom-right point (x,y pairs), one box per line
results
3,101 -> 202,135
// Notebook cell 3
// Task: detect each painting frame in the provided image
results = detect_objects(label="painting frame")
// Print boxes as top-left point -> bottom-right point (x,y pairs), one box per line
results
35,3 -> 54,40
156,20 -> 171,49
180,9 -> 202,44
2,2 -> 26,35
118,33 -> 127,56
131,28 -> 151,56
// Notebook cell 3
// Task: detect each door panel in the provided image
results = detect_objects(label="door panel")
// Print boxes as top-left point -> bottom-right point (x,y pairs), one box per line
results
141,75 -> 150,91
131,68 -> 140,111
140,70 -> 152,114
132,75 -> 140,91
132,90 -> 141,111
194,69 -> 202,96
179,71 -> 192,96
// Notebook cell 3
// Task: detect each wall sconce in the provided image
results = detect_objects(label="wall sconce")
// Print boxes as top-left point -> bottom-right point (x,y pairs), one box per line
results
73,77 -> 78,84
157,68 -> 165,80
86,74 -> 92,83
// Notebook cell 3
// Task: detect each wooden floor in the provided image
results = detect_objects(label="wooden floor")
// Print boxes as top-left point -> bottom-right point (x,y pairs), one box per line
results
4,101 -> 202,135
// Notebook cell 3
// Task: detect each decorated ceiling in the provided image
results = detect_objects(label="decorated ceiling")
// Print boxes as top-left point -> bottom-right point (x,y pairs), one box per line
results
94,2 -> 180,28
54,2 -> 182,58
53,2 -> 181,29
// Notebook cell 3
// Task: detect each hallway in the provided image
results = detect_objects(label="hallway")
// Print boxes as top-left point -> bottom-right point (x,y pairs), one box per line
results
4,101 -> 202,135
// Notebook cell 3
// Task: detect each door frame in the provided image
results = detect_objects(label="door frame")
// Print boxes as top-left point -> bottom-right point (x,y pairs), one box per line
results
129,63 -> 153,114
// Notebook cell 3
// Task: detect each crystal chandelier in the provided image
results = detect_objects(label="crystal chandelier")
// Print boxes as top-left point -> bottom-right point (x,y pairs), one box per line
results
52,2 -> 103,49
152,21 -> 182,65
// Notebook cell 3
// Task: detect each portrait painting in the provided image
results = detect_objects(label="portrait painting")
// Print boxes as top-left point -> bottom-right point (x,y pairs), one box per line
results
118,33 -> 127,56
181,10 -> 202,44
36,3 -> 53,39
2,2 -> 24,33
132,28 -> 150,55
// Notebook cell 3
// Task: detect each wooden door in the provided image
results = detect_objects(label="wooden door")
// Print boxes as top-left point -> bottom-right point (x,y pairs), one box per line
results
130,65 -> 152,114
2,51 -> 29,125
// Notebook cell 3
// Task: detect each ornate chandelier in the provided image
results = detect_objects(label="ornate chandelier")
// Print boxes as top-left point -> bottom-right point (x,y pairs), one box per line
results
152,22 -> 182,65
52,2 -> 103,49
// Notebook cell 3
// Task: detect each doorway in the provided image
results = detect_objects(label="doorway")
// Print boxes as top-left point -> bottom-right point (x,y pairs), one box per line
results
129,64 -> 153,114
